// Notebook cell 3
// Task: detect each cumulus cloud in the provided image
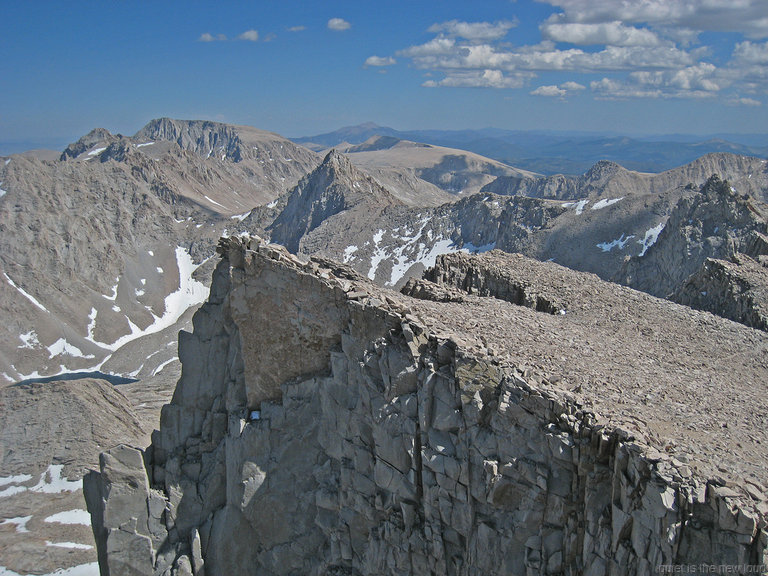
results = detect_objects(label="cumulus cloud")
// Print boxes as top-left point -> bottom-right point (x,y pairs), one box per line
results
732,41 -> 768,64
365,56 -> 396,67
727,97 -> 762,106
539,0 -> 768,38
198,33 -> 227,42
391,12 -> 765,106
328,18 -> 351,31
427,20 -> 517,41
424,70 -> 528,89
541,21 -> 661,46
288,25 -> 306,33
591,63 -> 721,99
237,29 -> 259,42
531,85 -> 567,97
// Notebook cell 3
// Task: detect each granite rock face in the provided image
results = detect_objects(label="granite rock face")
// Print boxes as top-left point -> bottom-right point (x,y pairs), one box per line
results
672,254 -> 768,331
86,236 -> 768,575
618,175 -> 768,298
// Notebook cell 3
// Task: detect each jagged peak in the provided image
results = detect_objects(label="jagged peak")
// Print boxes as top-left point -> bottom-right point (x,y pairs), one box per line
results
134,117 -> 244,161
582,160 -> 625,181
60,127 -> 119,160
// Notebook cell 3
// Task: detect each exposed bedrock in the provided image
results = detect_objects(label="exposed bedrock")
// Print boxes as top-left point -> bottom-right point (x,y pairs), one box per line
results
85,236 -> 767,576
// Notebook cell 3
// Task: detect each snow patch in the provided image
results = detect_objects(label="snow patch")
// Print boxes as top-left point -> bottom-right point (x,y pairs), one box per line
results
0,516 -> 31,533
638,223 -> 665,256
152,357 -> 178,377
18,331 -> 40,350
367,230 -> 387,280
45,509 -> 91,526
204,195 -> 226,209
231,211 -> 251,222
3,273 -> 48,312
87,147 -> 106,156
157,267 -> 164,273
46,541 -> 94,550
563,199 -> 588,214
30,465 -> 82,494
86,308 -> 97,341
0,563 -> 100,576
343,245 -> 358,263
597,234 -> 635,252
102,278 -> 119,301
0,187 -> 6,198
84,247 -> 209,355
591,197 -> 623,210
0,485 -> 28,498
47,338 -> 94,360
266,199 -> 278,209
135,142 -> 154,148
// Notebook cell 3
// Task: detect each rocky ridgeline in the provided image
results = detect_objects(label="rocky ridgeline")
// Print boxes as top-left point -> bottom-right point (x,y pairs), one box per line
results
482,154 -> 768,203
86,236 -> 768,575
619,175 -> 768,303
673,255 -> 768,331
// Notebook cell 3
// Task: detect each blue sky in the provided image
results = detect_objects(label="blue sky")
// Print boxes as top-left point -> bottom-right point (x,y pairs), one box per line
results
1,0 -> 767,153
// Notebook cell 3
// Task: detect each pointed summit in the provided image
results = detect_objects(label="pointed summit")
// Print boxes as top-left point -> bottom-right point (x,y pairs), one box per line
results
268,150 -> 401,253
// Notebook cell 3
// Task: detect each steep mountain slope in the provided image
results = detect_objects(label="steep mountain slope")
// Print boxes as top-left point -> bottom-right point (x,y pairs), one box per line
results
268,151 -> 403,253
672,254 -> 768,331
618,175 -> 768,298
0,118 -> 320,384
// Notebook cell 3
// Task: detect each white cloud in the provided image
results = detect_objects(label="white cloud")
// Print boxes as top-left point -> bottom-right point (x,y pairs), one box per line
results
392,12 -> 766,104
399,37 -> 456,58
427,20 -> 516,41
539,0 -> 768,38
237,29 -> 259,42
365,56 -> 396,67
288,25 -> 306,33
732,41 -> 768,64
198,33 -> 227,42
328,18 -> 351,31
726,97 -> 762,106
591,63 -> 721,99
590,77 -> 663,99
531,85 -> 567,97
424,70 -> 527,89
631,62 -> 720,92
541,21 -> 662,46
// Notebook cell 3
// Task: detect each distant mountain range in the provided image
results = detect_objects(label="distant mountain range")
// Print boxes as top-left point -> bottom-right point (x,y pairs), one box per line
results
294,122 -> 768,175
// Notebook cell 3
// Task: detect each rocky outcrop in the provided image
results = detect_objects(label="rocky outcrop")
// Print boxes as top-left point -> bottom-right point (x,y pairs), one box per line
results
672,254 -> 768,331
618,175 -> 768,298
87,236 -> 768,575
267,150 -> 402,253
60,127 -> 123,161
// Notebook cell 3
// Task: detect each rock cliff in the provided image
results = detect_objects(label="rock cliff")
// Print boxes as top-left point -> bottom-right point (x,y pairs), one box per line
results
86,236 -> 768,575
618,175 -> 768,299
